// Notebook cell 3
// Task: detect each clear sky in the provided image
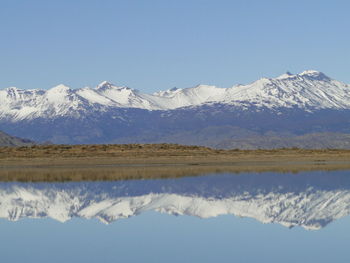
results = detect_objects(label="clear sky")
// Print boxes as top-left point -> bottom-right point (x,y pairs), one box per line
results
0,0 -> 349,93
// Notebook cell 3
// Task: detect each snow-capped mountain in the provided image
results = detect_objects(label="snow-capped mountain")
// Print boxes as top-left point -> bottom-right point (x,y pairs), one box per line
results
1,70 -> 350,146
1,171 -> 349,230
0,70 -> 349,121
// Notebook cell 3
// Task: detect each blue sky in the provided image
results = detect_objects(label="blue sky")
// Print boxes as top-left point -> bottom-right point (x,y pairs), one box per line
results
0,0 -> 349,93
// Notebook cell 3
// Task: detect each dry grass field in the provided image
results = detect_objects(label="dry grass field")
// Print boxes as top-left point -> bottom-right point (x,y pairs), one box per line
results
0,144 -> 349,181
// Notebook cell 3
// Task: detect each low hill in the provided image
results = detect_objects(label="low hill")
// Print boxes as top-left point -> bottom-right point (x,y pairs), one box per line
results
0,130 -> 34,147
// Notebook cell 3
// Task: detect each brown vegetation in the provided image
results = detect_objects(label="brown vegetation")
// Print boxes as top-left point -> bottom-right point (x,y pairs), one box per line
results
1,143 -> 350,159
0,144 -> 349,182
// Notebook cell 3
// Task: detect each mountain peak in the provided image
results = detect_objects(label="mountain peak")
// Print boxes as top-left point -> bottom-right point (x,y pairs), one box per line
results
96,81 -> 131,91
276,71 -> 295,80
275,70 -> 330,82
96,81 -> 114,89
300,70 -> 321,75
298,70 -> 330,81
50,84 -> 71,92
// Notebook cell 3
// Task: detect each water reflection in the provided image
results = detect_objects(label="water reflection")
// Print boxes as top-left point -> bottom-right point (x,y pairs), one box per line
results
1,170 -> 350,230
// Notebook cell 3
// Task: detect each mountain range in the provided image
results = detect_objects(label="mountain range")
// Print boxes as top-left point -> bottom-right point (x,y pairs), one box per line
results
1,70 -> 350,148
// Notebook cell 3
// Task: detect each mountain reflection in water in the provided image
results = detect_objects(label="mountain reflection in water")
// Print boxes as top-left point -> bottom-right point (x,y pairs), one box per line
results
1,170 -> 350,230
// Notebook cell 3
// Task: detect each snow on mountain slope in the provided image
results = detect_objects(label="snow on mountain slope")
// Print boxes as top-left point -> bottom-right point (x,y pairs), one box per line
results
0,85 -> 95,120
0,87 -> 44,120
0,70 -> 349,120
223,70 -> 350,109
149,85 -> 227,109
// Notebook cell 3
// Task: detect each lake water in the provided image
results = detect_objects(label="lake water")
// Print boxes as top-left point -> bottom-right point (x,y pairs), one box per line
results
1,170 -> 350,262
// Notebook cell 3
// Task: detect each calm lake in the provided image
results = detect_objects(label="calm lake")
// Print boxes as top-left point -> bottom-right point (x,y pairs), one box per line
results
1,170 -> 350,262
